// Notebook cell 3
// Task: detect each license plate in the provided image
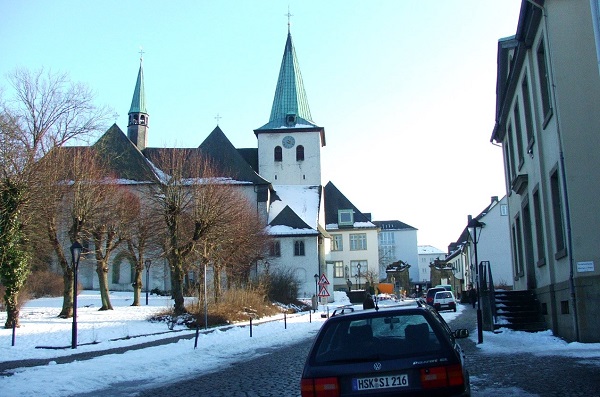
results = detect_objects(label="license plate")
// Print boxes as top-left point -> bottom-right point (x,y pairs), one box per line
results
352,374 -> 409,391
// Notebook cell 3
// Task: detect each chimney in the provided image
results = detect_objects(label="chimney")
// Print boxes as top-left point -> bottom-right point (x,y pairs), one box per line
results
491,196 -> 499,204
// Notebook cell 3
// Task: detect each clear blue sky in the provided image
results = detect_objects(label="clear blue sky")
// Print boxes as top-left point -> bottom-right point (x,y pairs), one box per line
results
1,0 -> 523,251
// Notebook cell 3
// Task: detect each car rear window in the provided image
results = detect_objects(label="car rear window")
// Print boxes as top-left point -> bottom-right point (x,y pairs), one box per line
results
436,292 -> 452,299
313,313 -> 443,364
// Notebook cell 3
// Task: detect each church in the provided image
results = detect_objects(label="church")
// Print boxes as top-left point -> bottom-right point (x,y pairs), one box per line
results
79,24 -> 415,299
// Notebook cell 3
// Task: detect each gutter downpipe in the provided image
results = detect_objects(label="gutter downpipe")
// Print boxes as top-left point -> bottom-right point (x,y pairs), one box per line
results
526,0 -> 579,341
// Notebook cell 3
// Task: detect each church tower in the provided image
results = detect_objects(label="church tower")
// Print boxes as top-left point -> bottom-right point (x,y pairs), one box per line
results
127,54 -> 149,150
254,24 -> 325,186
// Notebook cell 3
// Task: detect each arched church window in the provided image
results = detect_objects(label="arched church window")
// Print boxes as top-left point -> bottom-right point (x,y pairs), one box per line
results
296,145 -> 304,161
133,115 -> 139,125
140,115 -> 146,125
274,146 -> 282,162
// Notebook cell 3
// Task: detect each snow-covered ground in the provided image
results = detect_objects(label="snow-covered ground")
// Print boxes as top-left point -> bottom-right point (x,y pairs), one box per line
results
1,291 -> 599,396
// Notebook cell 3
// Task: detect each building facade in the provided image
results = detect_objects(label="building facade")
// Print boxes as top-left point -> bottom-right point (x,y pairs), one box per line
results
491,0 -> 600,342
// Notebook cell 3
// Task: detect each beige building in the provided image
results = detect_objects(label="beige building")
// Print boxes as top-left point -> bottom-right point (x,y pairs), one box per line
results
491,0 -> 600,342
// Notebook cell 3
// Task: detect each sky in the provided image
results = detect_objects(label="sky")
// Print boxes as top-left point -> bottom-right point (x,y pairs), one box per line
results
0,0 -> 523,251
2,291 -> 599,396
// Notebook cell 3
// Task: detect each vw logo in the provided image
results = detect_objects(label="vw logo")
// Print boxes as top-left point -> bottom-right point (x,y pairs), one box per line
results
373,362 -> 382,371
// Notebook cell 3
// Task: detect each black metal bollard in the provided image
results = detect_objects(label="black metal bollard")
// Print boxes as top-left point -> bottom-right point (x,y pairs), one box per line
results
12,320 -> 17,346
284,312 -> 287,329
250,317 -> 253,337
309,310 -> 312,323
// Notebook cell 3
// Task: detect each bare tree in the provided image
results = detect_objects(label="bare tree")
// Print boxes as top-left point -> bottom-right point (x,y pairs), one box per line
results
124,191 -> 163,306
0,68 -> 110,326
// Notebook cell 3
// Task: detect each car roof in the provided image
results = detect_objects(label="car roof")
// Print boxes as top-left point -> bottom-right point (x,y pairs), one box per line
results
328,301 -> 431,320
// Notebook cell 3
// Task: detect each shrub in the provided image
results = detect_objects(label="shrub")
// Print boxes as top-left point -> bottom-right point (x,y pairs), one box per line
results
265,268 -> 300,305
25,270 -> 64,298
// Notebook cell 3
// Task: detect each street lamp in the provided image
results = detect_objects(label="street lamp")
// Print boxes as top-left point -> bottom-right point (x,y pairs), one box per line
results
468,217 -> 485,344
313,274 -> 319,297
70,241 -> 83,349
357,263 -> 362,290
145,259 -> 151,305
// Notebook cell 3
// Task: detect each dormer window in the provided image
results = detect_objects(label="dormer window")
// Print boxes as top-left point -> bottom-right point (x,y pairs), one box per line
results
338,209 -> 354,227
286,113 -> 296,126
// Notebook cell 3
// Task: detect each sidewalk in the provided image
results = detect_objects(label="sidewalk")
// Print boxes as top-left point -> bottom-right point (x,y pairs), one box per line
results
449,304 -> 600,396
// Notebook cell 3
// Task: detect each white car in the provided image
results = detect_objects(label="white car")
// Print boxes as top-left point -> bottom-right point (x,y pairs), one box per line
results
433,291 -> 457,312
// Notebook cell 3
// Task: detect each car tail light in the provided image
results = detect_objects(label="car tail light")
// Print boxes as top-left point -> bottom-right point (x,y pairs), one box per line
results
301,377 -> 340,397
420,364 -> 465,389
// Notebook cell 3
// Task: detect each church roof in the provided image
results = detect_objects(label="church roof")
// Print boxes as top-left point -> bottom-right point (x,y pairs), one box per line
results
324,181 -> 375,229
199,126 -> 270,185
142,126 -> 270,186
269,205 -> 313,231
129,60 -> 147,115
92,124 -> 159,182
255,30 -> 320,131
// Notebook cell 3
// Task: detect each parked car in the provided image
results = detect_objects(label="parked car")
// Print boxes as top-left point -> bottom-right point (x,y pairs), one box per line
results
425,287 -> 446,306
433,291 -> 457,312
300,302 -> 471,396
436,284 -> 453,293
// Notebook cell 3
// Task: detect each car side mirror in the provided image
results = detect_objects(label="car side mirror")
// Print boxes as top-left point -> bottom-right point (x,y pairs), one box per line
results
453,329 -> 469,339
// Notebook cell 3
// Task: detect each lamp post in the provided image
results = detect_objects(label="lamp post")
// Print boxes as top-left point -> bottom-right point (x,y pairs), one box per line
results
468,217 -> 484,344
145,259 -> 151,305
313,274 -> 319,297
357,263 -> 362,290
70,241 -> 83,349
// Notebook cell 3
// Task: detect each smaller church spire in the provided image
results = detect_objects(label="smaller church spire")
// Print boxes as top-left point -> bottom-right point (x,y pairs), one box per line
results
127,50 -> 149,150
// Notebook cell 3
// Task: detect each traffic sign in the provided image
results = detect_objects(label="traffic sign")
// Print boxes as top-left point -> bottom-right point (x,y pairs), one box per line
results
318,286 -> 330,297
318,273 -> 330,285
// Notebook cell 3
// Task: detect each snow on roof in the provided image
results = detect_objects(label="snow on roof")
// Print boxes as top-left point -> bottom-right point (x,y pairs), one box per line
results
268,185 -> 320,230
418,245 -> 446,254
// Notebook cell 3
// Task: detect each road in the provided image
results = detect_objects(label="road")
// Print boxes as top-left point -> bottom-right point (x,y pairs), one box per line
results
69,305 -> 600,397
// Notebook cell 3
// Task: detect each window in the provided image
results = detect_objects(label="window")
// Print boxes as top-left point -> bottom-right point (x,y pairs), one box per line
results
269,241 -> 281,257
331,234 -> 343,251
522,201 -> 535,278
350,233 -> 367,251
338,209 -> 354,226
274,146 -> 282,162
333,261 -> 344,278
533,190 -> 546,266
379,231 -> 394,245
512,217 -> 524,278
296,145 -> 304,161
522,75 -> 534,149
294,240 -> 305,256
550,170 -> 566,257
537,39 -> 553,125
506,125 -> 516,181
514,102 -> 524,167
500,204 -> 508,216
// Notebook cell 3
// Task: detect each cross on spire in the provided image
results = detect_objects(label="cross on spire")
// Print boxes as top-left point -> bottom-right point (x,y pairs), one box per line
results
215,113 -> 222,125
139,47 -> 145,62
285,7 -> 293,32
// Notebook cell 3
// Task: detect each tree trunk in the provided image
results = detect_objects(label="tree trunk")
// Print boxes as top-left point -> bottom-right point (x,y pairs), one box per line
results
96,259 -> 113,310
131,260 -> 143,306
171,260 -> 186,315
58,268 -> 74,318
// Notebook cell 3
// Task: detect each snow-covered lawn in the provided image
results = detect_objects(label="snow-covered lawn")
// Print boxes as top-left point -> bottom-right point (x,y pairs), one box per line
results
1,290 -> 599,396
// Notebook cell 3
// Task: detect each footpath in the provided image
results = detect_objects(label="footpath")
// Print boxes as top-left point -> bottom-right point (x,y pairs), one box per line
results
449,304 -> 600,396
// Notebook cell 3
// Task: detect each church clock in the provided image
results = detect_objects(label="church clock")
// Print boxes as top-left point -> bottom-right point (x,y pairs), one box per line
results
282,135 -> 295,149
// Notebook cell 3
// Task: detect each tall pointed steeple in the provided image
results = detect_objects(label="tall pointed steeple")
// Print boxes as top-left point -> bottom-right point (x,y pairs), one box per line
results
127,51 -> 149,150
256,27 -> 318,130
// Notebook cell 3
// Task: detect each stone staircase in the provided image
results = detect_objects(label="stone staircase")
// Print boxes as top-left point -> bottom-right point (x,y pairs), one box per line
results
493,290 -> 547,332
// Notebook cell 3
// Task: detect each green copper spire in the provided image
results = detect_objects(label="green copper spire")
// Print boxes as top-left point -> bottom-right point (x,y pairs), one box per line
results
129,57 -> 147,114
257,30 -> 316,130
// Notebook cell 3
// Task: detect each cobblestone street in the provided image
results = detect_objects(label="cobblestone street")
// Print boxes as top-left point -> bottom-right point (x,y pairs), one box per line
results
449,304 -> 600,396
